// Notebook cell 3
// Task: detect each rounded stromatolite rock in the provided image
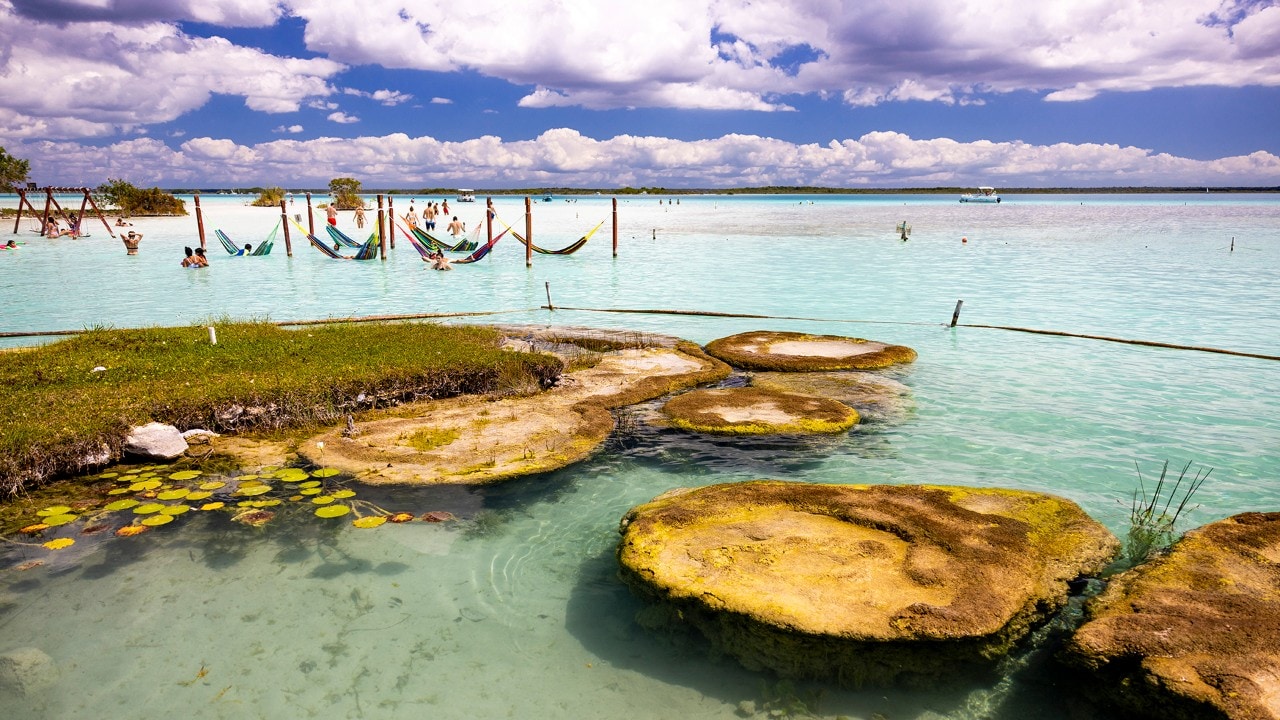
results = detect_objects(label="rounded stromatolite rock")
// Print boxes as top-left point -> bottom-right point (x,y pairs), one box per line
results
1061,512 -> 1280,720
704,331 -> 917,372
617,481 -> 1118,685
660,387 -> 859,435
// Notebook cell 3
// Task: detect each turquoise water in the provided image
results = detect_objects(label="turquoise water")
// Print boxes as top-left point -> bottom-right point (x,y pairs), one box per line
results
1,193 -> 1279,718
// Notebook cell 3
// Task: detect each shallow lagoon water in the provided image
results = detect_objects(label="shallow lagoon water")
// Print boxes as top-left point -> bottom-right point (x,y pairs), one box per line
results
1,193 -> 1279,718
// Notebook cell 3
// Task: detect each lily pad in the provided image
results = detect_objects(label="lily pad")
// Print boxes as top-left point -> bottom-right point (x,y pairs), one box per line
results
199,502 -> 226,511
311,468 -> 341,478
160,505 -> 190,516
298,480 -> 322,489
42,514 -> 78,527
275,468 -> 310,482
43,538 -> 76,550
133,503 -> 166,515
105,499 -> 141,511
236,474 -> 259,481
107,487 -> 132,496
115,525 -> 148,537
116,475 -> 138,483
169,470 -> 202,481
353,516 -> 387,529
19,523 -> 50,534
236,485 -> 272,497
314,505 -> 351,519
311,496 -> 335,505
185,491 -> 213,501
239,479 -> 265,488
37,505 -> 73,517
198,481 -> 226,491
140,514 -> 174,527
157,489 -> 190,501
130,479 -> 163,492
299,487 -> 323,496
331,489 -> 357,499
251,499 -> 282,508
99,472 -> 119,479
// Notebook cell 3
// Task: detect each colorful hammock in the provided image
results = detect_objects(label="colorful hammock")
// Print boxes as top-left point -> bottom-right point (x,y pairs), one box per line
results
214,220 -> 277,256
292,219 -> 378,260
399,214 -> 476,252
324,224 -> 364,248
498,215 -> 603,255
452,226 -> 511,265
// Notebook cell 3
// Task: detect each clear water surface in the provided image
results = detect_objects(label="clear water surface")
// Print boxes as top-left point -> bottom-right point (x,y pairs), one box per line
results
1,192 -> 1278,719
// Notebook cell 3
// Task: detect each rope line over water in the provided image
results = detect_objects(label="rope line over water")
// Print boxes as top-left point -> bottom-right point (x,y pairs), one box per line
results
5,305 -> 1278,362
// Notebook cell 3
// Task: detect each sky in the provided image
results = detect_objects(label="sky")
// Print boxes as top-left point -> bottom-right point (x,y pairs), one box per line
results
2,0 -> 1279,189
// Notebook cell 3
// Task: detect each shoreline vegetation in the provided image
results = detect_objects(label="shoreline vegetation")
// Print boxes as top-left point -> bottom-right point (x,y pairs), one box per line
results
0,322 -> 564,505
152,185 -> 1280,197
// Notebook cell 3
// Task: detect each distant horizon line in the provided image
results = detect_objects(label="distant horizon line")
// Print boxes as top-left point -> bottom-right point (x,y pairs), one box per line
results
163,185 -> 1280,196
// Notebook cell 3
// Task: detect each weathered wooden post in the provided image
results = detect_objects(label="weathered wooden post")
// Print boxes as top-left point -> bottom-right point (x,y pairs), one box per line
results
377,194 -> 386,260
486,197 -> 494,247
306,192 -> 315,237
950,300 -> 964,328
612,197 -> 618,257
524,196 -> 532,267
279,199 -> 293,257
12,189 -> 26,234
387,196 -> 395,250
40,188 -> 52,236
75,189 -> 90,235
545,281 -> 553,311
193,193 -> 207,249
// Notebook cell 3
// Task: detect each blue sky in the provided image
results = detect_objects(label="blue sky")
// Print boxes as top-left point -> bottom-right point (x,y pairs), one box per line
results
2,0 -> 1279,188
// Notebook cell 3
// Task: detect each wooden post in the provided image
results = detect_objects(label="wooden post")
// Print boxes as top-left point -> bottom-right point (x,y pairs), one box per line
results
545,281 -> 553,311
377,194 -> 386,261
12,189 -> 27,234
279,200 -> 293,257
1231,237 -> 1235,252
950,300 -> 964,328
612,197 -> 618,257
524,196 -> 532,267
194,193 -> 207,249
387,196 -> 395,250
40,188 -> 52,236
486,197 -> 494,247
83,190 -> 115,238
47,193 -> 74,234
75,189 -> 89,237
306,192 -> 314,237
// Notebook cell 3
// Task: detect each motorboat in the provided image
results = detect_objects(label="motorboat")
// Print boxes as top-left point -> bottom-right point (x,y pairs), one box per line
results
456,189 -> 475,202
960,186 -> 1001,203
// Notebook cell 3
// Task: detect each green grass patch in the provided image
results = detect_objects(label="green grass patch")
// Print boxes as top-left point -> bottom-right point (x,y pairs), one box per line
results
0,321 -> 563,496
403,427 -> 461,452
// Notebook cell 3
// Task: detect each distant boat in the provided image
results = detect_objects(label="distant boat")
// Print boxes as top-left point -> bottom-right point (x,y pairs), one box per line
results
960,186 -> 1001,203
542,195 -> 553,202
456,189 -> 476,203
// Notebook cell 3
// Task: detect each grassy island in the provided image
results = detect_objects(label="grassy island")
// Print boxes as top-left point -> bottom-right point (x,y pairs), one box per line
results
0,322 -> 563,497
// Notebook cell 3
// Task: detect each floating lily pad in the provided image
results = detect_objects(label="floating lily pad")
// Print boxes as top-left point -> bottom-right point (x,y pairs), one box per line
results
140,514 -> 174,527
115,525 -> 148,537
160,505 -> 190,516
198,481 -> 226,491
331,489 -> 356,499
107,487 -> 132,495
275,469 -> 310,482
298,480 -> 322,489
42,514 -> 78,527
236,485 -> 272,497
105,499 -> 141,511
185,491 -> 213,501
251,499 -> 282,508
259,466 -> 279,474
99,472 -> 119,479
239,479 -> 265,488
288,495 -> 304,502
311,496 -> 335,505
116,475 -> 138,483
133,503 -> 166,515
352,516 -> 386,529
43,538 -> 75,550
199,502 -> 226,511
236,474 -> 259,481
157,489 -> 190,501
37,505 -> 73,517
130,479 -> 162,492
311,467 -> 341,478
314,505 -> 350,519
299,487 -> 323,496
169,470 -> 202,481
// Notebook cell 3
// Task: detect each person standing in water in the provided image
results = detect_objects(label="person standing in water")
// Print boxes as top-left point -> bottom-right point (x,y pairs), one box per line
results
326,204 -> 339,227
355,205 -> 366,229
122,231 -> 142,255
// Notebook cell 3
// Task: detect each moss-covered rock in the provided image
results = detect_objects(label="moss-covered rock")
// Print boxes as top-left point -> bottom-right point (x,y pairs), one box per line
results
661,387 -> 859,435
1061,512 -> 1280,720
617,481 -> 1118,685
750,371 -> 913,424
704,331 -> 917,372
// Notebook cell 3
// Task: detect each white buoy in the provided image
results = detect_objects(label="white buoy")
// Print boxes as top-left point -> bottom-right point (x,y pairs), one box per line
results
208,326 -> 217,345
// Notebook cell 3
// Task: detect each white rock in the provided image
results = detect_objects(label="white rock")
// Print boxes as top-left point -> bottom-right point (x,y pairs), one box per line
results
122,422 -> 189,460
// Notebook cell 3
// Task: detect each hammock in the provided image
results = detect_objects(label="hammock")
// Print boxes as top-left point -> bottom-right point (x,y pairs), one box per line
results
398,214 -> 475,252
214,221 -> 277,256
324,224 -> 364,248
452,226 -> 511,265
292,219 -> 378,260
500,215 -> 604,255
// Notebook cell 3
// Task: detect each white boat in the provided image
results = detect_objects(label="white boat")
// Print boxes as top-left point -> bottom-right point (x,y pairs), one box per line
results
456,189 -> 475,203
960,186 -> 1001,203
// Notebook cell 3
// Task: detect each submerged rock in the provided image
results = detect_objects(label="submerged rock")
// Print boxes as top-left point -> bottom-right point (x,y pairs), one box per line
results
0,646 -> 58,697
660,386 -> 859,435
1061,512 -> 1280,720
750,371 -> 913,424
704,331 -> 917,372
122,422 -> 188,460
617,481 -> 1118,685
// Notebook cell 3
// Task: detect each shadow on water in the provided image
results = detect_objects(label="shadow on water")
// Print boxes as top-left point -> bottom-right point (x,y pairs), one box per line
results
564,544 -> 1112,720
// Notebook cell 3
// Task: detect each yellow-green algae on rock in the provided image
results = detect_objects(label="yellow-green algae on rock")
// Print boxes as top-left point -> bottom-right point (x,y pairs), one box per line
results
1061,512 -> 1280,720
704,331 -> 917,372
661,387 -> 859,435
617,481 -> 1118,685
750,371 -> 913,424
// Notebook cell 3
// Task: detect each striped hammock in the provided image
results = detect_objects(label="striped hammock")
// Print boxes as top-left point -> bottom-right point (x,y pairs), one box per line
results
499,215 -> 604,255
214,220 -> 277,256
293,219 -> 378,260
